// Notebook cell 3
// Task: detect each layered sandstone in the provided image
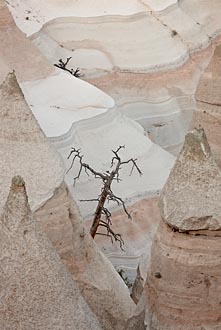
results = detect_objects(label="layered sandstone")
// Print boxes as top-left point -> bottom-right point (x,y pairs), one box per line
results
127,129 -> 221,330
0,0 -> 52,83
0,176 -> 102,330
35,182 -> 136,330
144,221 -> 221,330
0,0 -> 114,135
0,72 -> 135,330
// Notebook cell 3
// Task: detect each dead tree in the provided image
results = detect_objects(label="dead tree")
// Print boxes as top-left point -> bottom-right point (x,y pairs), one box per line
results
67,146 -> 142,248
54,57 -> 82,77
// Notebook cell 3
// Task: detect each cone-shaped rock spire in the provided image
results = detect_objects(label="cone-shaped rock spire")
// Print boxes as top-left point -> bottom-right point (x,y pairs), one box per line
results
0,176 -> 102,330
0,72 -> 135,330
0,72 -> 64,211
159,128 -> 221,231
126,130 -> 221,330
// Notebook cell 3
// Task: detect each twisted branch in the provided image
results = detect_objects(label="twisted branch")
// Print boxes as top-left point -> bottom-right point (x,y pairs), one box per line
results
54,57 -> 82,77
67,146 -> 142,248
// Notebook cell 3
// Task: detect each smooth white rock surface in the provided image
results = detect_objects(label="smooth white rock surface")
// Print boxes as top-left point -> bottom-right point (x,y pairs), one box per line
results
51,108 -> 175,217
33,13 -> 188,72
142,0 -> 177,11
6,0 -> 147,35
21,70 -> 114,137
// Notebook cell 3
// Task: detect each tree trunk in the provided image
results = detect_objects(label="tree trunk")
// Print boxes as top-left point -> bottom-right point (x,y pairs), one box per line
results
90,183 -> 109,238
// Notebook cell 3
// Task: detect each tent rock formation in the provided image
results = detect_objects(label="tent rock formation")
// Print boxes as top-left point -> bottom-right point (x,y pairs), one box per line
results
0,71 -> 64,212
159,128 -> 221,231
43,185 -> 136,330
0,176 -> 102,330
0,71 -> 135,330
127,129 -> 221,330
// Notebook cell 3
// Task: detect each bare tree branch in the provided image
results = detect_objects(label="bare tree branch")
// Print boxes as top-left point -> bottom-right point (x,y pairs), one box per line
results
67,148 -> 106,185
97,224 -> 124,250
54,57 -> 83,78
107,190 -> 132,219
79,198 -> 100,202
67,145 -> 142,248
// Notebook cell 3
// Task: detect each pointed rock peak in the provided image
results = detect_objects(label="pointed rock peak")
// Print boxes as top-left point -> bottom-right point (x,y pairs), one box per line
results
2,176 -> 31,231
11,175 -> 26,188
0,71 -> 23,98
159,129 -> 221,231
0,180 -> 102,330
183,128 -> 211,161
0,69 -> 65,212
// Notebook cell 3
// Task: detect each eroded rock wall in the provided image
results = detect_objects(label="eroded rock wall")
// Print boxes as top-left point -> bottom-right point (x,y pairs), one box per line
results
36,182 -> 135,330
0,176 -> 102,330
193,43 -> 221,165
144,221 -> 221,330
127,129 -> 221,330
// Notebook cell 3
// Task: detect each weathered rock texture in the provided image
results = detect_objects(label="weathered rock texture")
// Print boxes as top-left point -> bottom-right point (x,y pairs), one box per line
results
0,0 -> 53,83
193,42 -> 221,165
131,248 -> 152,305
143,221 -> 221,330
196,44 -> 221,107
0,71 -> 64,212
159,128 -> 221,231
0,71 -> 134,330
36,184 -> 135,330
127,129 -> 221,330
0,176 -> 102,330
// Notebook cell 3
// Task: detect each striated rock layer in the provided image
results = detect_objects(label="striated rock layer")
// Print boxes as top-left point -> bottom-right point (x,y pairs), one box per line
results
127,129 -> 221,329
0,0 -> 114,136
0,0 -> 52,83
0,176 -> 102,330
159,128 -> 221,231
0,71 -> 134,330
144,221 -> 221,330
36,183 -> 135,330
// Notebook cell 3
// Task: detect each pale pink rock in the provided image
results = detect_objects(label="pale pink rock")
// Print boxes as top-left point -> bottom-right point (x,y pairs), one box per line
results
159,128 -> 221,231
0,71 -> 64,212
0,0 -> 53,82
36,182 -> 136,330
192,43 -> 221,165
196,44 -> 221,106
0,71 -> 134,330
0,176 -> 102,330
143,221 -> 221,330
127,130 -> 221,330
